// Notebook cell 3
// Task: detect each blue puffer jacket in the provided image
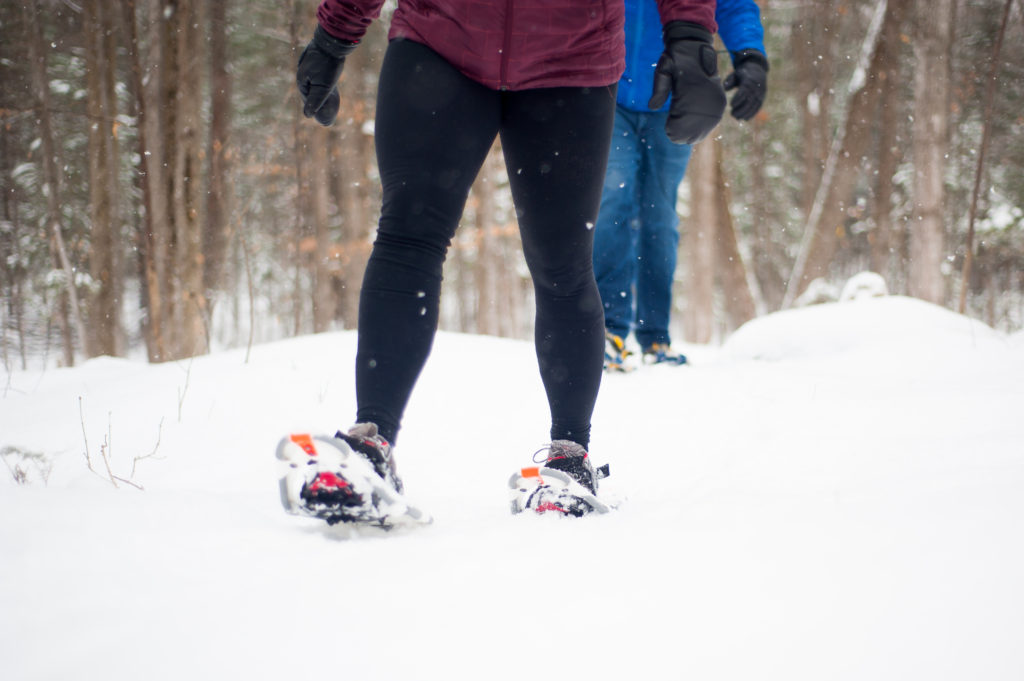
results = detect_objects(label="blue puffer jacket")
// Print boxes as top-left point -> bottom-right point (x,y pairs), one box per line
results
619,0 -> 766,112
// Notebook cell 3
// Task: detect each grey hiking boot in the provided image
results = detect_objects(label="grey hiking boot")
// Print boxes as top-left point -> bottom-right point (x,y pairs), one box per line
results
537,440 -> 606,494
508,440 -> 612,517
334,422 -> 403,494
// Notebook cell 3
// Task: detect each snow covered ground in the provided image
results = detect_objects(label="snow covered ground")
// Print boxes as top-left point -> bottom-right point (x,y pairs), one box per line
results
2,295 -> 1023,680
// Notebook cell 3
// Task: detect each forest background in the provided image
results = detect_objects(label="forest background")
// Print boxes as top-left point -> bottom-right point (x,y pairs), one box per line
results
1,0 -> 1022,369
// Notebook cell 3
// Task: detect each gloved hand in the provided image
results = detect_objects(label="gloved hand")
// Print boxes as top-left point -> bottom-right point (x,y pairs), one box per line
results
296,25 -> 356,126
723,49 -> 769,121
648,21 -> 727,144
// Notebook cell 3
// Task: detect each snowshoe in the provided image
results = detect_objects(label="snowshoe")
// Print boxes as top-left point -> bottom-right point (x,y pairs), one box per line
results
509,440 -> 612,516
276,430 -> 431,528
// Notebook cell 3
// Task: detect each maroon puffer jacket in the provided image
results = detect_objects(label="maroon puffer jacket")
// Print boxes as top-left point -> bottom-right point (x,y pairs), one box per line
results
317,0 -> 717,91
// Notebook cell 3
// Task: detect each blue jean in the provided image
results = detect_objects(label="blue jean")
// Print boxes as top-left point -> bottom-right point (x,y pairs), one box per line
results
593,106 -> 692,348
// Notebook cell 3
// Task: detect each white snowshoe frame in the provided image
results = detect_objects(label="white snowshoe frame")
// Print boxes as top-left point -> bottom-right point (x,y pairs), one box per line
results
276,433 -> 431,528
508,466 -> 612,516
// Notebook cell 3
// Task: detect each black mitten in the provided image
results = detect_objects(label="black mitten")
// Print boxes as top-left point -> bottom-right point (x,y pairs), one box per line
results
296,25 -> 356,127
648,21 -> 727,144
723,49 -> 769,121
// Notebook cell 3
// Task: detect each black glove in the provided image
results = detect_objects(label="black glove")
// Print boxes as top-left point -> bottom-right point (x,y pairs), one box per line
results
723,49 -> 769,121
296,25 -> 356,126
648,21 -> 727,144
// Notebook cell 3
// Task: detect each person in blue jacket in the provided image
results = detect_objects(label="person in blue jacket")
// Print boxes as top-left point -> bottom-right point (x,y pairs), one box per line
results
596,0 -> 768,370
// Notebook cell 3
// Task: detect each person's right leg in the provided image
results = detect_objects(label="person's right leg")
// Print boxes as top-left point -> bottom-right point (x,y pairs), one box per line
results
592,106 -> 643,341
355,39 -> 499,443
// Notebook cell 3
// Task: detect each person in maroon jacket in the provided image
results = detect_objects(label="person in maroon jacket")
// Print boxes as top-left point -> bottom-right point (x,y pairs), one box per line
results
285,0 -> 725,523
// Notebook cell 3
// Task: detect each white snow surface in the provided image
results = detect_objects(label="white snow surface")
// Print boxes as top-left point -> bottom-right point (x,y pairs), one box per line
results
2,296 -> 1023,680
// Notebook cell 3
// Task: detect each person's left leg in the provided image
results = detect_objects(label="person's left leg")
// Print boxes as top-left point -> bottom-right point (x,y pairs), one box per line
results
499,85 -> 617,449
633,114 -> 692,349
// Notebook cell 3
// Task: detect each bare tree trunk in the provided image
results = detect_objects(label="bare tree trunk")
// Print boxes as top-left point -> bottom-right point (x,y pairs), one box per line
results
792,0 -> 837,220
51,229 -> 84,367
122,0 -> 155,360
743,103 -> 778,313
783,0 -> 892,307
290,0 -> 309,336
683,139 -> 716,343
311,125 -> 335,332
498,224 -> 520,338
84,0 -> 124,357
26,0 -> 86,365
712,140 -> 757,331
869,0 -> 909,286
909,0 -> 953,304
171,0 -> 208,356
739,0 -> 772,317
133,0 -> 174,362
333,39 -> 374,329
474,148 -> 501,337
204,0 -> 232,304
448,233 -> 474,333
1,85 -> 28,368
332,127 -> 367,328
957,0 -> 1012,313
126,0 -> 208,360
871,79 -> 900,282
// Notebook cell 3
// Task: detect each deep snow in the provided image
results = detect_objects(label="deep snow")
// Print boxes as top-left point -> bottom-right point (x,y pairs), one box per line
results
2,295 -> 1023,680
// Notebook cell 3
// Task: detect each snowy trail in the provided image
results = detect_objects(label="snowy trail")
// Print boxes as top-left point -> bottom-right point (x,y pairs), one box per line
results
2,297 -> 1023,680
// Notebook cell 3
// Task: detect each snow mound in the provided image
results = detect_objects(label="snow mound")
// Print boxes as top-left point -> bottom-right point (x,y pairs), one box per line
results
724,295 -> 1006,362
839,271 -> 888,301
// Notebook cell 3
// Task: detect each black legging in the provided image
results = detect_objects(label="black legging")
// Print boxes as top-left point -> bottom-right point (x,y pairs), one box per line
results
354,39 -> 615,450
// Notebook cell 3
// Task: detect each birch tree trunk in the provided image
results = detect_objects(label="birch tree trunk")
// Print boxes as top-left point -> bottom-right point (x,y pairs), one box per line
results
908,0 -> 953,304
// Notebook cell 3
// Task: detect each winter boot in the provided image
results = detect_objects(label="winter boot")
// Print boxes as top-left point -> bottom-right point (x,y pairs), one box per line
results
509,440 -> 612,517
334,422 -> 404,494
641,342 -> 687,366
604,331 -> 634,373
